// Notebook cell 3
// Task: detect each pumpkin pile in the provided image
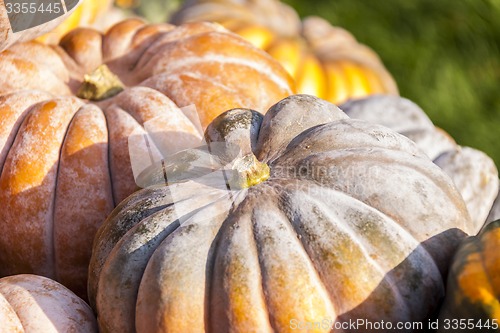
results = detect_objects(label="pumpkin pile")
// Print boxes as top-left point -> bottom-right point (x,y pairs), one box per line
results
0,1 -> 499,332
171,0 -> 399,105
0,18 -> 292,299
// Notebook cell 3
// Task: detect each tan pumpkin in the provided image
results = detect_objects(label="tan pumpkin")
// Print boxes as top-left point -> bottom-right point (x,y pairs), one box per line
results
89,94 -> 473,333
0,274 -> 97,332
171,0 -> 398,105
0,0 -> 81,52
0,18 -> 293,299
341,95 -> 499,228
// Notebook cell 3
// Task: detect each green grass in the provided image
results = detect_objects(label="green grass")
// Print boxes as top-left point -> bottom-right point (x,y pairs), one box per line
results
284,0 -> 500,167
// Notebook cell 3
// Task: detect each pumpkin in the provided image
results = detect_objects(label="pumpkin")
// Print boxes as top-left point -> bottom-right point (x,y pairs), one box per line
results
88,94 -> 473,333
341,95 -> 499,228
171,0 -> 399,105
0,274 -> 97,332
0,18 -> 293,299
438,219 -> 500,331
0,0 -> 81,52
36,0 -> 113,44
488,191 -> 500,223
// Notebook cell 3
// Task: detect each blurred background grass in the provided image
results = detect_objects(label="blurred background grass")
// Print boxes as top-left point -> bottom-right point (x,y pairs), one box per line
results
283,0 -> 500,166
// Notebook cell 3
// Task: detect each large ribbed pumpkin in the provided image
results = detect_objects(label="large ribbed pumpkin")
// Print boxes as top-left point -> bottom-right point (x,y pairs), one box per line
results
89,95 -> 473,333
438,220 -> 500,332
341,95 -> 499,229
0,18 -> 293,299
0,0 -> 81,52
0,274 -> 97,332
171,0 -> 398,105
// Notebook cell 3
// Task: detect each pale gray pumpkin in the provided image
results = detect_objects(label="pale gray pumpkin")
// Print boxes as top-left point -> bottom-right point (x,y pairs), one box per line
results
487,188 -> 500,224
88,95 -> 473,333
341,95 -> 499,229
0,274 -> 97,332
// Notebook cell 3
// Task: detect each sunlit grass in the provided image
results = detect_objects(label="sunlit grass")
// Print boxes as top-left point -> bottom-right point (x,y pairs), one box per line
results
284,0 -> 500,167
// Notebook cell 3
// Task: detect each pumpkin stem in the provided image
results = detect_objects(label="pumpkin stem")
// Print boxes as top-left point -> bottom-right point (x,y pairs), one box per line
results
228,153 -> 270,189
77,64 -> 125,101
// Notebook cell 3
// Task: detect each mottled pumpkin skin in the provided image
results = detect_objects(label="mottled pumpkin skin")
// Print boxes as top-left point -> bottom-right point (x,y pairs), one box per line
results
0,0 -> 81,52
341,95 -> 499,230
438,220 -> 500,332
89,95 -> 472,333
0,274 -> 97,333
171,0 -> 398,105
0,18 -> 293,299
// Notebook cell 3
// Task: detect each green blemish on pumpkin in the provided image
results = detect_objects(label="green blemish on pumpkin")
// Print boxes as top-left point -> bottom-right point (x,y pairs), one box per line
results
407,268 -> 424,292
178,223 -> 197,236
135,222 -> 152,236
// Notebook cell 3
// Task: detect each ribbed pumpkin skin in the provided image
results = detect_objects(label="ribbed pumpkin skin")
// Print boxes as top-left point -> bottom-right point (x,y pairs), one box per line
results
89,95 -> 472,333
0,18 -> 293,299
438,220 -> 500,331
0,0 -> 81,52
36,0 -> 113,44
0,274 -> 97,333
171,0 -> 398,105
341,95 -> 499,230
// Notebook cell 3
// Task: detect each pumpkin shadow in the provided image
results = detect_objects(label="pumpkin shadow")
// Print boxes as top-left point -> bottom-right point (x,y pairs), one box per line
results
130,130 -> 243,190
0,142 -> 115,302
335,228 -> 467,333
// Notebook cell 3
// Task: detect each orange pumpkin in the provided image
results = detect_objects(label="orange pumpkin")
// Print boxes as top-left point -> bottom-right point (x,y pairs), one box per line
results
438,219 -> 500,330
0,18 -> 293,299
171,0 -> 398,105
